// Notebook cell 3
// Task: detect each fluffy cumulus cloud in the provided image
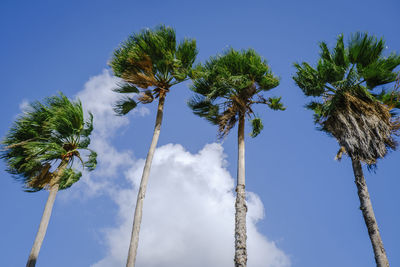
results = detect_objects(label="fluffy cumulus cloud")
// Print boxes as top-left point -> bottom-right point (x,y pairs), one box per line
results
91,143 -> 290,267
73,70 -> 290,267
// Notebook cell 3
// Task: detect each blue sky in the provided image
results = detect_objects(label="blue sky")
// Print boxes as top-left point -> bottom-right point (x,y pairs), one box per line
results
1,0 -> 399,266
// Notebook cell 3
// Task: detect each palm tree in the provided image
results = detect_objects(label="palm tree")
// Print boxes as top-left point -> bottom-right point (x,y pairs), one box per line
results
293,32 -> 400,267
1,93 -> 97,267
109,25 -> 197,267
188,48 -> 284,267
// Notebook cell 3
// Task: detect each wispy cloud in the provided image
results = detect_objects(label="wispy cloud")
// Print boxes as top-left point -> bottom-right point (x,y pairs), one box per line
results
18,99 -> 30,112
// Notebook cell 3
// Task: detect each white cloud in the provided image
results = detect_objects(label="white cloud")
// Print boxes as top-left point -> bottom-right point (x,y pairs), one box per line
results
18,99 -> 30,112
69,70 -> 290,267
76,69 -> 149,139
91,143 -> 290,267
70,69 -> 148,196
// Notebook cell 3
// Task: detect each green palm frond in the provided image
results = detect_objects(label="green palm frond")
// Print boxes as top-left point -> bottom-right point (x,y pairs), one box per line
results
188,95 -> 220,125
84,150 -> 97,172
293,62 -> 326,96
189,48 -> 282,137
110,25 -> 198,115
45,94 -> 85,139
293,32 -> 400,164
348,32 -> 384,67
80,112 -> 94,138
1,93 -> 97,191
58,168 -> 82,190
113,97 -> 137,115
266,97 -> 286,111
250,117 -> 264,138
113,83 -> 140,94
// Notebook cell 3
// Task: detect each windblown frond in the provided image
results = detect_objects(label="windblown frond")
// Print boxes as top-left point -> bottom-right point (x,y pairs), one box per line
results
84,150 -> 97,171
114,97 -> 137,115
113,83 -> 140,94
58,168 -> 82,190
1,93 -> 97,191
110,25 -> 198,115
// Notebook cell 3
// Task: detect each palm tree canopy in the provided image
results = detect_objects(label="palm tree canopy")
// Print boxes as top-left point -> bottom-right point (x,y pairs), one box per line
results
293,32 -> 400,164
1,93 -> 97,192
189,48 -> 284,137
109,25 -> 198,115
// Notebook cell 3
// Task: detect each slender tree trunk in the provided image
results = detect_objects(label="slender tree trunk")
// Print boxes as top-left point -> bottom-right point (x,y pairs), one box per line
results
351,157 -> 390,267
26,160 -> 68,267
126,92 -> 166,267
235,112 -> 247,267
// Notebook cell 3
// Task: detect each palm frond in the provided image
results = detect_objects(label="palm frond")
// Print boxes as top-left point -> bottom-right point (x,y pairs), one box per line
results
188,95 -> 220,125
323,93 -> 395,164
109,25 -> 197,112
348,32 -> 384,67
294,32 -> 400,165
1,93 -> 97,191
113,97 -> 137,115
190,48 -> 282,138
58,168 -> 82,190
266,97 -> 286,111
293,62 -> 325,96
137,90 -> 154,104
84,150 -> 97,172
250,117 -> 264,137
113,83 -> 140,94
81,112 -> 94,138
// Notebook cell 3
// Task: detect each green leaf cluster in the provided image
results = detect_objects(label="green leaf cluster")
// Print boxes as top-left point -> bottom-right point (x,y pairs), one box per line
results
294,33 -> 400,164
188,48 -> 283,137
293,33 -> 400,124
1,93 -> 97,191
110,25 -> 198,115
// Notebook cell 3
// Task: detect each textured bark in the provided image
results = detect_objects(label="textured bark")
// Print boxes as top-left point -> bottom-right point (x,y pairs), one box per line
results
126,93 -> 166,267
26,160 -> 68,267
351,158 -> 390,267
235,113 -> 247,267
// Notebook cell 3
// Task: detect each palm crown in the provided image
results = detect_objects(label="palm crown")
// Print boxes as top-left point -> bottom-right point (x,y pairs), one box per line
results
1,93 -> 97,191
109,25 -> 198,115
189,48 -> 284,137
293,33 -> 400,164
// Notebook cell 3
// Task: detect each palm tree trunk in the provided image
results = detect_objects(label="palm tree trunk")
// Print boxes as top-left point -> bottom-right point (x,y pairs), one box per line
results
235,112 -> 247,267
126,92 -> 166,267
351,157 -> 390,267
26,160 -> 68,267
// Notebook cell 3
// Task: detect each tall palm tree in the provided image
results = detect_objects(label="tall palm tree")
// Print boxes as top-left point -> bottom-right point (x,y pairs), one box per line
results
293,32 -> 400,267
109,25 -> 197,267
1,93 -> 97,267
188,48 -> 284,267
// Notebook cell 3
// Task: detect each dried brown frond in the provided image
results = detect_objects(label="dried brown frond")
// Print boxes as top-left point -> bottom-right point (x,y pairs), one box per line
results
128,54 -> 153,73
122,72 -> 157,89
324,93 -> 397,164
218,105 -> 238,138
334,146 -> 347,161
216,85 -> 258,138
137,90 -> 154,104
27,163 -> 53,189
122,55 -> 157,89
391,117 -> 400,136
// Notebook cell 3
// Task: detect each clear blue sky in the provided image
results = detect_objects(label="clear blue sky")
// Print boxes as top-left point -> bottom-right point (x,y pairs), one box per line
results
1,0 -> 399,266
